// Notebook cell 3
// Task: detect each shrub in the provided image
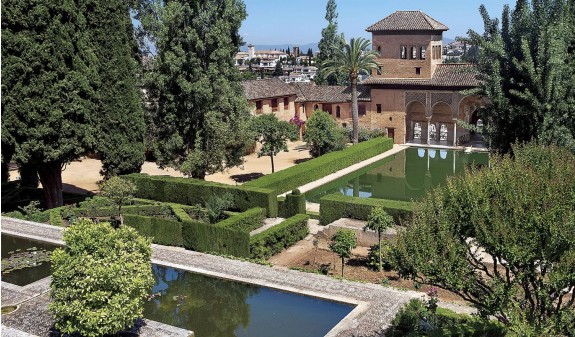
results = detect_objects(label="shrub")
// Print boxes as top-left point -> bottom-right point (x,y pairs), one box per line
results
182,220 -> 250,257
216,207 -> 266,232
2,210 -> 25,219
122,173 -> 277,217
278,189 -> 306,217
123,214 -> 183,246
100,176 -> 137,223
346,126 -> 386,143
367,243 -> 393,271
320,193 -> 412,225
205,192 -> 234,223
329,229 -> 357,277
246,137 -> 393,194
50,220 -> 154,337
304,110 -> 347,157
250,214 -> 310,259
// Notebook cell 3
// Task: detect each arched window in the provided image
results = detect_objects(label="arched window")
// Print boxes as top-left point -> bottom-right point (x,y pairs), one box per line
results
420,46 -> 426,59
377,46 -> 381,55
411,46 -> 417,59
400,46 -> 407,59
314,104 -> 319,110
336,106 -> 341,118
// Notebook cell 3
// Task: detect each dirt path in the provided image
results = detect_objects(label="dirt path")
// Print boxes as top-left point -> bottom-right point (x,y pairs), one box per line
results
9,141 -> 311,195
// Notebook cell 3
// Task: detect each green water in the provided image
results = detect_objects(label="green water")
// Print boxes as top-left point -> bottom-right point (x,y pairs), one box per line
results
145,264 -> 354,337
307,147 -> 489,202
1,234 -> 354,336
1,234 -> 59,286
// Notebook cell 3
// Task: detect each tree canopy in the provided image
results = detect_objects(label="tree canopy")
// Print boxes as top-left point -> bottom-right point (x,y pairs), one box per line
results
315,0 -> 346,85
303,110 -> 347,157
139,0 -> 252,179
329,229 -> 357,277
392,142 -> 575,334
323,37 -> 378,144
466,0 -> 575,153
2,0 -> 145,208
249,114 -> 297,173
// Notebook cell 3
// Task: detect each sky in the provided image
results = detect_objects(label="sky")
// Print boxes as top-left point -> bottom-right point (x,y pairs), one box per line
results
240,0 -> 512,46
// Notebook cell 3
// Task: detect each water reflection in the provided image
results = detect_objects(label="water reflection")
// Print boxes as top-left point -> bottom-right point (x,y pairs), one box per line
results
307,147 -> 489,202
144,265 -> 354,337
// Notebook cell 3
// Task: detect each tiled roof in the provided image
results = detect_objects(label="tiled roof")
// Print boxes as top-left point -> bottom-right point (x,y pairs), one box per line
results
362,64 -> 480,88
242,78 -> 298,100
366,11 -> 449,32
293,83 -> 371,103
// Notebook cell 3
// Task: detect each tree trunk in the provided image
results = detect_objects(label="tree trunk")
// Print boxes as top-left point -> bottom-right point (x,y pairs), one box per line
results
37,161 -> 64,209
351,78 -> 359,144
19,163 -> 39,188
270,152 -> 275,173
341,257 -> 345,277
378,232 -> 382,272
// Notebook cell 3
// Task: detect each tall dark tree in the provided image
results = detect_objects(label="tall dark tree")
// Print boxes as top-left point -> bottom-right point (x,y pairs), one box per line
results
272,59 -> 283,77
2,0 -> 98,208
466,0 -> 575,153
315,0 -> 346,85
139,0 -> 252,179
88,0 -> 146,177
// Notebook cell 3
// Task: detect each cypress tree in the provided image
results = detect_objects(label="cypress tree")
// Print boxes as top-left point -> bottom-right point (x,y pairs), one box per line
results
140,0 -> 252,179
467,0 -> 575,153
87,0 -> 146,177
315,0 -> 346,85
2,0 -> 99,208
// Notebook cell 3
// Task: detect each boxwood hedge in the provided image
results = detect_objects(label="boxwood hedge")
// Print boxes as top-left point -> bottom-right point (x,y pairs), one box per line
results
123,214 -> 183,246
182,220 -> 250,258
122,174 -> 277,217
250,214 -> 310,259
245,137 -> 393,194
216,207 -> 266,233
319,193 -> 413,225
278,189 -> 306,218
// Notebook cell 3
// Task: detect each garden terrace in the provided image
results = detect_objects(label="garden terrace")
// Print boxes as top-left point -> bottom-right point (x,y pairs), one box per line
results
245,137 -> 394,194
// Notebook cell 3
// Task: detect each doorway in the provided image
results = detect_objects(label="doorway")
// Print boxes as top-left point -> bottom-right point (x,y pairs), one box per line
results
387,128 -> 395,143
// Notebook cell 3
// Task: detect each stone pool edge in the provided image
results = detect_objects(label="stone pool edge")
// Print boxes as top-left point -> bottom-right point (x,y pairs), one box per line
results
3,217 -> 477,336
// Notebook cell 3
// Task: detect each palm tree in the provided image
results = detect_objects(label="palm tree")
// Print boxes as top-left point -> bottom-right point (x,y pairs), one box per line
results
323,37 -> 379,144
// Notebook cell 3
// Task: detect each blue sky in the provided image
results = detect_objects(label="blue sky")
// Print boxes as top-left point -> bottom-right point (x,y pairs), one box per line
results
240,0 -> 512,45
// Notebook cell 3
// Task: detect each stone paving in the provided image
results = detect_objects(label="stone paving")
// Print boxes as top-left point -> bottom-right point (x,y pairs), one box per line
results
1,218 -> 474,337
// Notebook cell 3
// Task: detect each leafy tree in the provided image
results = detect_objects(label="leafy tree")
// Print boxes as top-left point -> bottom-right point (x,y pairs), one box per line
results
392,143 -> 575,334
466,0 -> 575,153
139,0 -> 252,179
329,229 -> 357,277
249,114 -> 297,173
89,0 -> 145,177
50,220 -> 154,337
2,0 -> 98,208
303,110 -> 347,157
100,176 -> 137,225
323,37 -> 378,144
315,0 -> 346,85
2,0 -> 145,208
364,207 -> 394,272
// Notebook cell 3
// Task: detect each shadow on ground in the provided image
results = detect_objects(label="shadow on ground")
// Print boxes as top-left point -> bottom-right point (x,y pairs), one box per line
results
294,158 -> 312,164
230,172 -> 264,183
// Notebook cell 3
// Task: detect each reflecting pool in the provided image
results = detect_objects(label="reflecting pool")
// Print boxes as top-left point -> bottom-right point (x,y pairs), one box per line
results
144,265 -> 354,337
1,234 -> 59,286
306,147 -> 489,202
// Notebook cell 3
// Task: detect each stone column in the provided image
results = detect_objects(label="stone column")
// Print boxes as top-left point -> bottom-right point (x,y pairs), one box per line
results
453,120 -> 458,146
427,119 -> 431,145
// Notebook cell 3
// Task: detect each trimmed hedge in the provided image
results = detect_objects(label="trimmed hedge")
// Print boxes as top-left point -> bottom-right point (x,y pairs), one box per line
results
320,193 -> 413,225
278,189 -> 306,218
182,220 -> 250,258
50,209 -> 64,227
250,214 -> 310,259
123,214 -> 183,246
216,207 -> 266,233
66,204 -> 170,218
122,174 -> 278,217
245,137 -> 393,194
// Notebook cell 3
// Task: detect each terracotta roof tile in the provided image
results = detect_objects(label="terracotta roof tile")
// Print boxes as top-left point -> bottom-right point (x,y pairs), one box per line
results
366,11 -> 449,32
242,78 -> 298,100
292,83 -> 370,103
362,64 -> 480,88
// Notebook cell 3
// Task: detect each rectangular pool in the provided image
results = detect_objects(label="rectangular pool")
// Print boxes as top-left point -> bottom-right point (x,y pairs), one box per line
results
1,234 -> 354,337
306,147 -> 489,202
